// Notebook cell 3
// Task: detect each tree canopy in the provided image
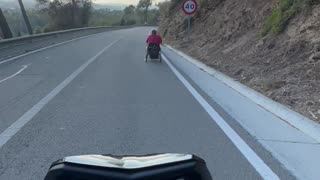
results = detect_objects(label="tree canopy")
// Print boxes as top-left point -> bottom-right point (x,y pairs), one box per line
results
2,0 -> 160,38
35,0 -> 92,31
137,0 -> 153,23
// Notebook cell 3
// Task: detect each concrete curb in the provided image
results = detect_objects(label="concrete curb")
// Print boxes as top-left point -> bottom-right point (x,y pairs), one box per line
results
165,45 -> 320,143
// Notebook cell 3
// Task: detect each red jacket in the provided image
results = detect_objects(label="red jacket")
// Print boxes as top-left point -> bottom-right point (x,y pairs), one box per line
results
146,35 -> 162,45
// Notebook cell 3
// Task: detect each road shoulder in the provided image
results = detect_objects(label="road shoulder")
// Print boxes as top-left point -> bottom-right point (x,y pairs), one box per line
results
162,45 -> 320,180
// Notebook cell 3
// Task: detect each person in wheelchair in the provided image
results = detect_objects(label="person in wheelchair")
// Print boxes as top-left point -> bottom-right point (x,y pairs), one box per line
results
145,30 -> 163,60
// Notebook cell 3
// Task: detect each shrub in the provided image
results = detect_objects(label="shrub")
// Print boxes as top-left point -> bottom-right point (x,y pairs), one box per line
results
34,26 -> 43,34
260,0 -> 316,37
126,18 -> 137,25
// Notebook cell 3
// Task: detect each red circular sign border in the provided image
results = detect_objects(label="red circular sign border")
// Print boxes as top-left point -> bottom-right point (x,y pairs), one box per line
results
182,0 -> 198,15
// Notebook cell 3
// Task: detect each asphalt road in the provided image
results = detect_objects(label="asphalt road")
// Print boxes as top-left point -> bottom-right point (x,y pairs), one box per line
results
0,27 -> 127,61
0,28 -> 294,180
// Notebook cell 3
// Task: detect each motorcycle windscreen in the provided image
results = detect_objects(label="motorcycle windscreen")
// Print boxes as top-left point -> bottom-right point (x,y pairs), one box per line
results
44,153 -> 212,180
63,153 -> 192,169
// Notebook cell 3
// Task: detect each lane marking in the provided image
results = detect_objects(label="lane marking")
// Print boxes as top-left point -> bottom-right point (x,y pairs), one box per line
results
166,45 -> 320,143
0,39 -> 119,148
162,54 -> 280,180
0,31 -> 113,65
0,64 -> 31,84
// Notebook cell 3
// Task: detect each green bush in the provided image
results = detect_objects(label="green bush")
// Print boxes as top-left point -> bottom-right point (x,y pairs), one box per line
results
260,8 -> 281,36
34,26 -> 43,34
89,9 -> 123,26
260,0 -> 315,37
126,18 -> 137,25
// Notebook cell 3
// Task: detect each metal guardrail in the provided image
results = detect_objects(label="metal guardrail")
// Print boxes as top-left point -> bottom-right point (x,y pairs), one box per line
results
0,25 -> 137,62
0,26 -> 133,46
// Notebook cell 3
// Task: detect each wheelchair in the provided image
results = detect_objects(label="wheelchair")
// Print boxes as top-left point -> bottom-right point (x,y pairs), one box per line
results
145,43 -> 162,63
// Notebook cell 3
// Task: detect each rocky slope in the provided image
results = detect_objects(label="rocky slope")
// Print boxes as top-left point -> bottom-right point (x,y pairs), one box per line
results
159,0 -> 320,122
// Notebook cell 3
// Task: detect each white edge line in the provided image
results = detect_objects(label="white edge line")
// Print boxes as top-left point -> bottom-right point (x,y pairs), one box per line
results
162,54 -> 280,180
257,141 -> 306,180
165,45 -> 320,143
0,39 -> 119,148
0,30 -> 114,65
0,64 -> 31,83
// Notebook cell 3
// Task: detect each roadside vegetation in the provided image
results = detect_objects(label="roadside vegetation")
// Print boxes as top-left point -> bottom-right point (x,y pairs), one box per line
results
260,0 -> 320,37
157,0 -> 320,122
1,0 -> 159,38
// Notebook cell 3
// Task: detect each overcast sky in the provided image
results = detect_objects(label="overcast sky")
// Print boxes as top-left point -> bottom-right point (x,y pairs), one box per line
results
93,0 -> 167,5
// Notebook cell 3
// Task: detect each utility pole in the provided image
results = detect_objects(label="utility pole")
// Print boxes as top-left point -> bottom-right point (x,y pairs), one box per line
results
72,0 -> 76,27
0,8 -> 13,39
18,0 -> 33,35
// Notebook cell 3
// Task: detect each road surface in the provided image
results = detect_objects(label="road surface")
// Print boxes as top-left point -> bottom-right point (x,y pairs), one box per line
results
0,28 -> 294,179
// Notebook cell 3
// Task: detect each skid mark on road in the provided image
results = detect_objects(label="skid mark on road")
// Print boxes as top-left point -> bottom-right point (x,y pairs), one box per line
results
0,64 -> 32,84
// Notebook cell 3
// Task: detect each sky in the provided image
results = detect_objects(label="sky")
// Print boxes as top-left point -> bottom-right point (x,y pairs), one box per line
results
93,0 -> 166,5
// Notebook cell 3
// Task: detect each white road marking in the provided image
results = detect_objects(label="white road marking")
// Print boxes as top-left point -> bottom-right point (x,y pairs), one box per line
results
0,32 -> 105,65
0,39 -> 119,148
162,54 -> 280,180
0,64 -> 31,84
166,45 -> 320,144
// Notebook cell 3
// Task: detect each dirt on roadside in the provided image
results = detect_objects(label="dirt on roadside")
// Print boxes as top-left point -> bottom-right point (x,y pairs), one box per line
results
159,0 -> 320,122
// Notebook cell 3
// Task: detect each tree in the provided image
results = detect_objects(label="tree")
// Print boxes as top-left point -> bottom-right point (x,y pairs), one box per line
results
122,5 -> 136,25
135,7 -> 144,24
137,0 -> 152,24
147,8 -> 160,25
124,5 -> 135,15
35,0 -> 92,31
81,0 -> 92,26
120,18 -> 125,26
2,9 -> 26,36
157,1 -> 170,18
89,9 -> 123,26
28,9 -> 50,32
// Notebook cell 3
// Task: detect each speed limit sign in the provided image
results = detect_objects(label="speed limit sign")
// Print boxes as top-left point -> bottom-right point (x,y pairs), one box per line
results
182,0 -> 198,15
182,0 -> 198,43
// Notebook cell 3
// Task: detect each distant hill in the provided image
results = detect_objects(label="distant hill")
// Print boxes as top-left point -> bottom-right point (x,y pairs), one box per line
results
92,3 -> 126,10
0,0 -> 126,11
93,3 -> 158,10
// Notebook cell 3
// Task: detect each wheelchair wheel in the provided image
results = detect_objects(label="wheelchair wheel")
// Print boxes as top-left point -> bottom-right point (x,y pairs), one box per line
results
159,54 -> 162,63
145,54 -> 148,62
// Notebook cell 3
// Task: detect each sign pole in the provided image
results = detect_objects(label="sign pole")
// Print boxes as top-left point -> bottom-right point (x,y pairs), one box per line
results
187,15 -> 190,43
182,0 -> 197,44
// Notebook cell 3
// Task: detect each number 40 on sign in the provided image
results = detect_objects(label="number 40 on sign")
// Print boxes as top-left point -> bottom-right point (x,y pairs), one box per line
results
182,0 -> 198,15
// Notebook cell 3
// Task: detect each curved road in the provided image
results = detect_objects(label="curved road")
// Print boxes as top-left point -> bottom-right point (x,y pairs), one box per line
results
0,28 -> 294,180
